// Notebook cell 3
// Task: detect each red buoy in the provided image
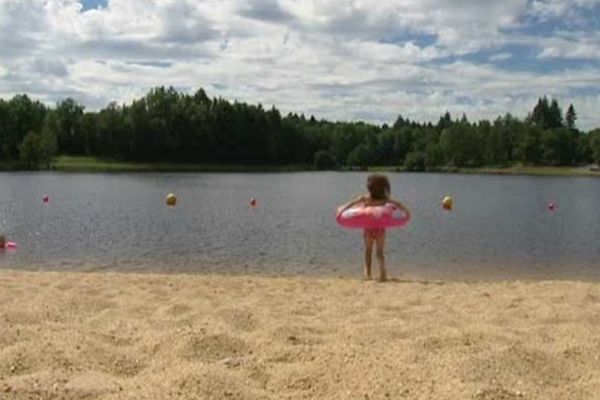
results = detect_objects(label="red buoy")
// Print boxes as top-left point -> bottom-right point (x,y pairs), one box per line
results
250,198 -> 257,208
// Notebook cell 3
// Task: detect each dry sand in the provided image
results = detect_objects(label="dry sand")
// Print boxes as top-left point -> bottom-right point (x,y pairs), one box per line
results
1,270 -> 600,399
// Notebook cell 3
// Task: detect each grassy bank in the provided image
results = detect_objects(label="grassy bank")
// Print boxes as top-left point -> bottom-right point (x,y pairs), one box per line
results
457,165 -> 600,177
0,160 -> 21,171
52,156 -> 309,172
369,165 -> 600,177
3,156 -> 599,177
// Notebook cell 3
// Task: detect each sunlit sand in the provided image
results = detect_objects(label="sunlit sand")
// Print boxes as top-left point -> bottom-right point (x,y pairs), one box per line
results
1,270 -> 599,399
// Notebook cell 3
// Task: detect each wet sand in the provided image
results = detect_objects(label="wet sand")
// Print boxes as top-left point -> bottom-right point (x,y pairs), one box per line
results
1,270 -> 599,399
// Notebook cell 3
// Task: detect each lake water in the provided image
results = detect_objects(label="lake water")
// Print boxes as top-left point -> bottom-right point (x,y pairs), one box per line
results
1,172 -> 599,280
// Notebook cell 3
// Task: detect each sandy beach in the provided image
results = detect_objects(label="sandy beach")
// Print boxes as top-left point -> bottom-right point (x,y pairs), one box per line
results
0,270 -> 599,399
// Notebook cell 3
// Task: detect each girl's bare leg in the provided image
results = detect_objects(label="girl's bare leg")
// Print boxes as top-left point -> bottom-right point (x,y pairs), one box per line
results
363,232 -> 374,280
375,233 -> 386,281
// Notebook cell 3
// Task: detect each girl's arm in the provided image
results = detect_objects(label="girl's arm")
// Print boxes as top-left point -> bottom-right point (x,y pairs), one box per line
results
387,197 -> 411,218
337,195 -> 367,216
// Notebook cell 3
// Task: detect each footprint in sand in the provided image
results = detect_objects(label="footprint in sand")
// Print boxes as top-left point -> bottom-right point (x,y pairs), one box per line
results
271,325 -> 325,346
267,348 -> 318,364
219,308 -> 258,332
474,387 -> 524,400
462,345 -> 572,387
78,343 -> 146,378
181,334 -> 249,363
166,304 -> 192,317
105,355 -> 145,377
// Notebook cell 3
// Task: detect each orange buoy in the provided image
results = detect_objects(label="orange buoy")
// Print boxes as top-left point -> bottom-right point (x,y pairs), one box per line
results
166,193 -> 177,206
442,196 -> 453,210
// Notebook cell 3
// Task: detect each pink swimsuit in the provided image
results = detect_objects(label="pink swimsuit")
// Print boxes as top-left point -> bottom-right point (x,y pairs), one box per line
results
364,228 -> 385,239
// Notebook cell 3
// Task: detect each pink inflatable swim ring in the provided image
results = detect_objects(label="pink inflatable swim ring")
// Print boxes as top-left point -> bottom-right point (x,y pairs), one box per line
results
336,203 -> 410,229
0,242 -> 17,250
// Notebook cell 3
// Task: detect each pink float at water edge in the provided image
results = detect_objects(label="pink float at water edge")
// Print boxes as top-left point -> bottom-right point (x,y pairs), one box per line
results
1,242 -> 17,250
336,203 -> 410,229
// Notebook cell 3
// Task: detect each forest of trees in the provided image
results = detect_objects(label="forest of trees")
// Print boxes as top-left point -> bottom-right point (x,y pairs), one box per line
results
1,87 -> 600,171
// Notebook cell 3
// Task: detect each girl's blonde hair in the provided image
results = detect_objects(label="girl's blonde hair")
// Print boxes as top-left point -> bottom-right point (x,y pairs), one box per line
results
367,174 -> 390,200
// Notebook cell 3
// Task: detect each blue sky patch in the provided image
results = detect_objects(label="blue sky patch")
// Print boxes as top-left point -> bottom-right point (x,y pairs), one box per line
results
80,0 -> 108,12
427,43 -> 600,75
127,61 -> 173,69
495,57 -> 600,74
514,3 -> 600,35
378,32 -> 437,48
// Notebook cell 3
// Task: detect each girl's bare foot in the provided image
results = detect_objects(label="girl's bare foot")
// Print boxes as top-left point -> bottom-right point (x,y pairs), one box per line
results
379,269 -> 387,282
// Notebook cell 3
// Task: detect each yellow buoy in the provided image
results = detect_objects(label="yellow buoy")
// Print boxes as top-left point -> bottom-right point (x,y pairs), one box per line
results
166,193 -> 177,206
442,196 -> 453,210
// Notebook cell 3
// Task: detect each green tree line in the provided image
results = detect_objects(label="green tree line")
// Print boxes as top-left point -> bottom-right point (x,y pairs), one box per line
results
1,87 -> 600,170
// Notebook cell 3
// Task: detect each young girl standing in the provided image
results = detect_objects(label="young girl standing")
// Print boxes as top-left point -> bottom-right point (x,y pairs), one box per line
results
337,174 -> 410,281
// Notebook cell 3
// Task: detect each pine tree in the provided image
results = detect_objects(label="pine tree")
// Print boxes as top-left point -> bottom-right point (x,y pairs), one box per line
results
437,111 -> 452,130
548,99 -> 563,129
566,103 -> 577,130
531,97 -> 549,128
392,114 -> 406,129
530,97 -> 564,129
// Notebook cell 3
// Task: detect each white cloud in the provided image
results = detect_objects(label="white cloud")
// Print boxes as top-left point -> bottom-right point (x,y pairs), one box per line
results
0,0 -> 599,130
536,33 -> 600,59
528,0 -> 600,20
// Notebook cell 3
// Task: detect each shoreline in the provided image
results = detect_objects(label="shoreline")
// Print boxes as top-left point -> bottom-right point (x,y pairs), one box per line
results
3,265 -> 600,284
2,156 -> 600,177
0,156 -> 310,173
1,269 -> 599,399
370,165 -> 600,178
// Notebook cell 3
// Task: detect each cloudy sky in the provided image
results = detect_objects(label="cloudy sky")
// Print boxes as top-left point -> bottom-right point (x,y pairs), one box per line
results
1,0 -> 599,130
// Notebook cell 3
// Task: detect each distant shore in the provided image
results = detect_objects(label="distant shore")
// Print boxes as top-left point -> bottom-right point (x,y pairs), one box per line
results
0,156 -> 310,173
370,164 -> 600,177
1,269 -> 599,399
1,156 -> 599,177
457,165 -> 600,177
52,156 -> 313,173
